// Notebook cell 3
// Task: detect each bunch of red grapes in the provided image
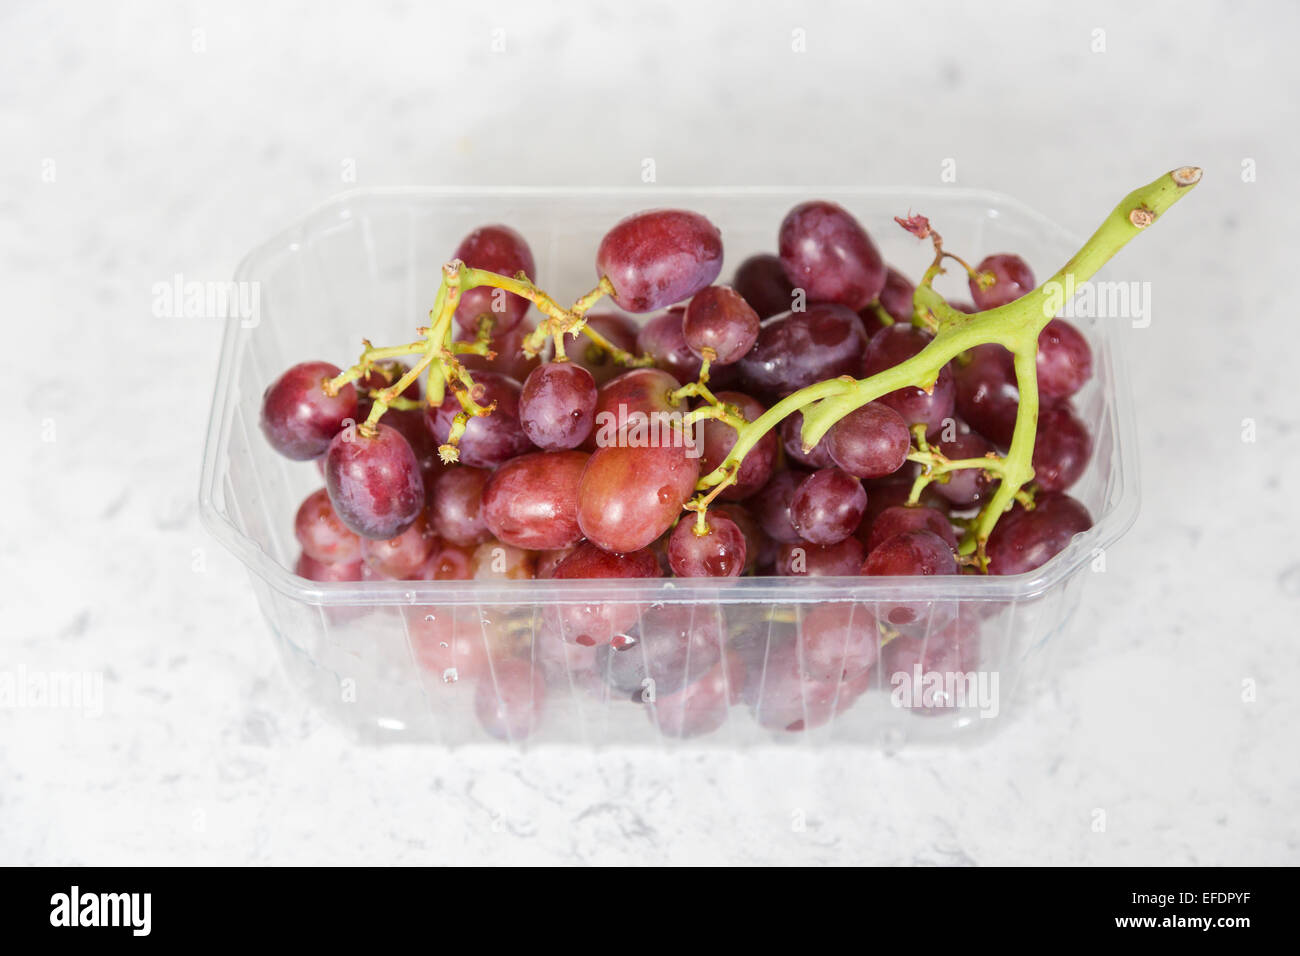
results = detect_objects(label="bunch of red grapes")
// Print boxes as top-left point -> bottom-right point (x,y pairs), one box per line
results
259,202 -> 1096,740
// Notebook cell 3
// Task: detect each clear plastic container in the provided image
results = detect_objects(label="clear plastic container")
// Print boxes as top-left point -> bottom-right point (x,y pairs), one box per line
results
198,187 -> 1138,746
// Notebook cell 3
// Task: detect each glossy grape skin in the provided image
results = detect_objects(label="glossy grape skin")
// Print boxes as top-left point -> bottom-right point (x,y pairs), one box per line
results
752,469 -> 808,543
969,253 -> 1035,310
791,467 -> 868,546
589,367 -> 680,448
645,650 -> 742,739
427,466 -> 492,547
323,423 -> 425,539
781,411 -> 833,468
571,312 -> 641,387
863,529 -> 958,577
866,505 -> 959,554
931,428 -> 997,507
577,444 -> 699,553
799,603 -> 879,683
1032,404 -> 1093,493
422,540 -> 475,580
986,493 -> 1092,576
778,200 -> 885,310
480,450 -> 588,550
775,536 -> 867,577
456,318 -> 548,383
953,343 -> 1019,448
294,487 -> 361,563
425,371 -> 534,468
667,512 -> 746,578
731,253 -> 794,319
874,266 -> 916,324
260,361 -> 358,460
360,512 -> 437,579
594,603 -> 725,699
1036,318 -> 1093,401
548,542 -> 662,646
535,544 -> 580,580
519,361 -> 597,450
596,209 -> 723,313
825,401 -> 911,479
737,303 -> 868,397
294,552 -> 365,582
452,224 -> 536,334
698,391 -> 776,500
475,659 -> 546,741
682,285 -> 760,365
470,540 -> 537,580
712,503 -> 770,575
861,324 -> 956,438
636,307 -> 704,383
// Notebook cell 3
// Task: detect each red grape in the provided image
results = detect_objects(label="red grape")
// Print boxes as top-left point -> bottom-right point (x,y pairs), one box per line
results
407,605 -> 491,683
594,603 -> 724,699
475,659 -> 546,741
452,224 -> 536,334
682,285 -> 760,365
791,467 -> 867,546
866,505 -> 958,554
781,411 -> 833,468
799,602 -> 879,682
969,253 -> 1035,310
294,487 -> 361,563
737,303 -> 868,396
480,450 -> 588,550
697,391 -> 775,499
324,423 -> 425,539
986,493 -> 1092,575
825,401 -> 911,479
931,428 -> 997,507
456,318 -> 547,383
589,367 -> 680,448
880,616 -> 982,715
422,540 -> 474,580
294,552 -> 364,582
711,503 -> 770,575
953,343 -> 1019,448
635,307 -> 704,384
645,650 -> 741,739
863,528 -> 958,577
775,536 -> 866,576
1031,404 -> 1092,493
470,540 -> 537,580
360,511 -> 437,579
778,200 -> 885,310
577,444 -> 699,553
548,542 -> 662,646
731,253 -> 794,319
427,466 -> 492,546
260,361 -> 358,460
753,469 -> 809,543
424,371 -> 534,468
1036,318 -> 1093,401
667,512 -> 746,578
596,209 -> 723,313
861,324 -> 955,438
519,361 -> 597,450
572,312 -> 640,387
746,636 -> 842,733
874,266 -> 915,324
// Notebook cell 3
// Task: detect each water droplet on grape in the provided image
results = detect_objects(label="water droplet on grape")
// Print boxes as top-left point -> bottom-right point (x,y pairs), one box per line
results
425,614 -> 436,622
442,667 -> 459,684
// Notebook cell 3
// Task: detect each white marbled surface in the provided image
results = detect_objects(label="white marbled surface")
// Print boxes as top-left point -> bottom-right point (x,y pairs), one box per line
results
2,0 -> 1297,865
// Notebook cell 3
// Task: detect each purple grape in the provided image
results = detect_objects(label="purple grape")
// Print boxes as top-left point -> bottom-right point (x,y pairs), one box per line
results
519,361 -> 597,450
746,636 -> 842,733
645,650 -> 740,739
360,511 -> 437,579
667,512 -> 747,578
1031,405 -> 1092,493
863,529 -> 958,577
969,253 -> 1035,310
932,427 -> 997,507
548,543 -> 662,646
778,200 -> 885,309
732,253 -> 794,319
260,361 -> 358,460
775,536 -> 866,576
594,603 -> 724,699
985,493 -> 1092,575
480,449 -> 588,550
456,317 -> 546,383
953,343 -> 1019,448
323,423 -> 426,539
737,303 -> 868,396
295,552 -> 365,583
791,467 -> 867,546
452,224 -> 536,334
294,487 -> 361,563
697,391 -> 776,500
781,411 -> 834,468
865,505 -> 958,554
874,266 -> 916,323
596,209 -> 723,313
799,603 -> 879,682
427,466 -> 492,546
1037,318 -> 1093,401
861,324 -> 955,438
825,401 -> 911,479
636,307 -> 703,383
424,371 -> 534,468
682,285 -> 760,365
880,616 -> 982,714
753,469 -> 808,543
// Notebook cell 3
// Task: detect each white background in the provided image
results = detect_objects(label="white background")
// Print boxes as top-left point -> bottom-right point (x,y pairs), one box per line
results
2,0 -> 1297,864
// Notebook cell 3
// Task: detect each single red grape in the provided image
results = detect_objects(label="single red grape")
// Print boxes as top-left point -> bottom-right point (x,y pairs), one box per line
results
931,427 -> 997,507
697,390 -> 775,500
781,410 -> 833,468
682,285 -> 760,365
324,423 -> 425,539
424,371 -> 534,468
864,528 -> 958,577
260,361 -> 358,460
1032,404 -> 1092,493
294,487 -> 361,563
1036,318 -> 1093,401
861,324 -> 956,438
775,536 -> 866,576
778,200 -> 885,310
736,303 -> 868,396
548,542 -> 662,646
427,465 -> 492,547
480,450 -> 589,550
596,209 -> 723,313
577,444 -> 699,553
866,505 -> 958,554
731,253 -> 794,319
985,493 -> 1092,576
791,467 -> 868,546
969,253 -> 1035,310
825,401 -> 911,479
452,224 -> 536,334
753,469 -> 809,543
953,343 -> 1019,448
799,603 -> 879,682
667,512 -> 746,578
519,361 -> 598,450
360,511 -> 437,579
